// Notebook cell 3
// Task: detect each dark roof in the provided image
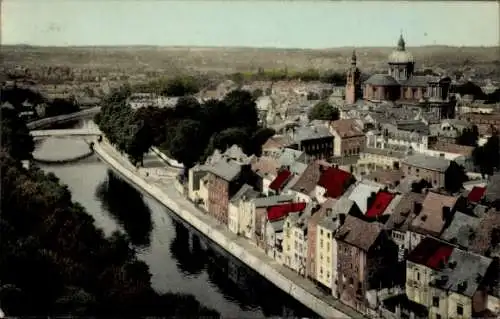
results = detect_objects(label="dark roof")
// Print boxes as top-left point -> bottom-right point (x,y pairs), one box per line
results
407,237 -> 454,271
366,192 -> 396,218
317,166 -> 354,198
403,154 -> 450,172
269,169 -> 292,191
364,74 -> 400,86
384,192 -> 426,230
335,215 -> 383,251
468,186 -> 486,202
470,210 -> 500,255
440,211 -> 481,249
267,202 -> 307,222
430,249 -> 492,297
399,75 -> 439,87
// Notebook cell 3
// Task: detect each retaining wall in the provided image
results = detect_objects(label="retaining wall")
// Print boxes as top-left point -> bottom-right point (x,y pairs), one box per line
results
150,146 -> 184,169
93,142 -> 360,319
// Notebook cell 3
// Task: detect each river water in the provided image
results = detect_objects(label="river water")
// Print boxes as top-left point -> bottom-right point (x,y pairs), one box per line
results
35,117 -> 318,319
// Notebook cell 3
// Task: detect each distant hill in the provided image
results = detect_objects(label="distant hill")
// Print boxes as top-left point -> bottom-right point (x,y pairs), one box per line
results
2,45 -> 500,81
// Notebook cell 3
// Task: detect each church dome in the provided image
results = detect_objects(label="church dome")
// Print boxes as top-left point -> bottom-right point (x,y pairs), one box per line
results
388,34 -> 415,64
364,74 -> 399,86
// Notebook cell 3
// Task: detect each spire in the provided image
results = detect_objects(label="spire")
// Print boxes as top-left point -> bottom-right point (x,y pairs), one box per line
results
397,32 -> 406,51
351,50 -> 357,66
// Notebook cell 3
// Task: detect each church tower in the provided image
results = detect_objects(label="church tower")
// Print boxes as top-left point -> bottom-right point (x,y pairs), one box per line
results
345,50 -> 362,105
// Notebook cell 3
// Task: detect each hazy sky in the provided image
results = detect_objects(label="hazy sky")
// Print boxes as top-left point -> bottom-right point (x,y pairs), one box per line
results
2,1 -> 499,48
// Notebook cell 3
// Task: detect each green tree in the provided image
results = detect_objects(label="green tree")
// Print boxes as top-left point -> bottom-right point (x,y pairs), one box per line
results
0,107 -> 34,160
473,133 -> 500,177
222,89 -> 259,129
169,119 -> 205,168
444,161 -> 468,193
174,96 -> 201,119
162,76 -> 199,97
456,125 -> 479,146
308,100 -> 339,121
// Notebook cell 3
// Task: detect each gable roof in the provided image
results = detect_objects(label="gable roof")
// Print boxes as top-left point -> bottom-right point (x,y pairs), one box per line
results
403,154 -> 450,172
384,192 -> 426,230
267,202 -> 307,222
262,135 -> 295,150
230,184 -> 260,204
470,210 -> 500,255
329,119 -> 364,138
252,194 -> 294,208
407,237 -> 454,271
410,192 -> 458,236
250,156 -> 280,178
269,169 -> 292,191
335,215 -> 383,251
468,186 -> 486,202
317,166 -> 354,198
431,249 -> 492,297
440,211 -> 481,249
366,191 -> 396,218
289,162 -> 323,195
348,182 -> 383,213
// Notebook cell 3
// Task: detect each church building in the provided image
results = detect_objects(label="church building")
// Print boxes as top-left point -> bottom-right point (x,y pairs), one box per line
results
345,35 -> 454,119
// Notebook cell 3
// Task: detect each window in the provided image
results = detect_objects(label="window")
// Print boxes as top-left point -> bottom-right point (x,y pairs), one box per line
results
436,315 -> 441,319
320,239 -> 323,248
457,304 -> 463,315
416,272 -> 420,281
320,229 -> 323,235
432,296 -> 439,307
327,233 -> 331,239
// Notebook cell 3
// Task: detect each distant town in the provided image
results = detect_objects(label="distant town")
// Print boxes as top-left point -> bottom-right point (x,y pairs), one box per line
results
2,35 -> 500,319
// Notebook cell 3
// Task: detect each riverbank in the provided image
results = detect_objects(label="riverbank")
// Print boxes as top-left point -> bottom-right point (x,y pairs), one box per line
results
92,140 -> 365,319
27,107 -> 101,130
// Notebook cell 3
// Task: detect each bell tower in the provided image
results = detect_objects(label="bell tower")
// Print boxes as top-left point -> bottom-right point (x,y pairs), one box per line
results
345,50 -> 362,105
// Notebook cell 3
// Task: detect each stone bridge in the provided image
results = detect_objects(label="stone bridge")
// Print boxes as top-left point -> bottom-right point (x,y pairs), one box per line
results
30,128 -> 102,138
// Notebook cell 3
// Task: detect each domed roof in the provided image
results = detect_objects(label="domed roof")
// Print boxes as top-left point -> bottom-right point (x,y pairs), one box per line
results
388,34 -> 415,64
364,74 -> 400,86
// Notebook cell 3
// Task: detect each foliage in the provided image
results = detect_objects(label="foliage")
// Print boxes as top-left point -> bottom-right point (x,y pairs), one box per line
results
132,76 -> 200,97
456,125 -> 479,146
96,86 -> 270,170
45,97 -> 80,117
411,179 -> 433,193
0,107 -> 35,160
229,68 -> 346,85
444,161 -> 468,193
473,133 -> 500,177
0,110 -> 219,317
308,100 -> 339,121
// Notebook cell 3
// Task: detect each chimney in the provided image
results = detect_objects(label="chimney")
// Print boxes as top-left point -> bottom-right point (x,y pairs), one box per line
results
367,192 -> 377,211
339,213 -> 346,225
413,202 -> 422,215
442,206 -> 452,221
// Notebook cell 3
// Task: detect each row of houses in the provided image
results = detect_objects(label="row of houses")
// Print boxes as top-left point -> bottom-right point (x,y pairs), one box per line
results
183,140 -> 500,318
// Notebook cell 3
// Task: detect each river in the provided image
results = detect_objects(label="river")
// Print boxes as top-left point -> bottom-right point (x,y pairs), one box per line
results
35,117 -> 318,319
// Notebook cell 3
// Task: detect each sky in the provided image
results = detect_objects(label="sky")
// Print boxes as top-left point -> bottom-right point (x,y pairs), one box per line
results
2,1 -> 499,48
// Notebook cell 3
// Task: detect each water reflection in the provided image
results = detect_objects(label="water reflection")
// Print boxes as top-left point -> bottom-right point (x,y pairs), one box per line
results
95,170 -> 153,248
169,217 -> 319,319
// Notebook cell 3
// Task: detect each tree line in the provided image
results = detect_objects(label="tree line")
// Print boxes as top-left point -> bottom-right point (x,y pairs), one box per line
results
229,68 -> 348,85
95,87 -> 276,170
0,106 -> 220,317
1,86 -> 80,118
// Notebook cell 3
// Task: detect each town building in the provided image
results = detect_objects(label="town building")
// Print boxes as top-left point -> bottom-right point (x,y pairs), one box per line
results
401,153 -> 451,188
335,215 -> 391,313
428,249 -> 493,319
406,237 -> 455,307
283,207 -> 311,276
329,119 -> 365,157
407,191 -> 458,251
228,184 -> 260,235
286,125 -> 334,160
357,35 -> 454,119
345,50 -> 362,105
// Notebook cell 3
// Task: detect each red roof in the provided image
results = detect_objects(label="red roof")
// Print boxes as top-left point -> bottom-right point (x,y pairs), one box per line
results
317,167 -> 353,198
269,169 -> 292,191
468,186 -> 486,202
407,237 -> 454,271
267,202 -> 307,221
365,192 -> 396,218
